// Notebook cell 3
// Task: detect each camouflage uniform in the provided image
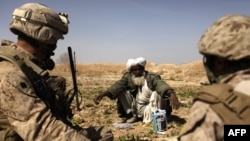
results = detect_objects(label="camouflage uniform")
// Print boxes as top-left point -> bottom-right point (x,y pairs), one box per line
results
178,15 -> 250,141
0,41 -> 113,141
0,3 -> 113,141
178,70 -> 250,141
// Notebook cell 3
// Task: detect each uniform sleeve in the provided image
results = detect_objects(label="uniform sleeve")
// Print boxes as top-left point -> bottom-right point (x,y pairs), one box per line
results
178,101 -> 224,141
0,69 -> 91,141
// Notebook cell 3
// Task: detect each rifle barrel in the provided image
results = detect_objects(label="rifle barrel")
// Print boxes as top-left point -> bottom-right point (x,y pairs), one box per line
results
68,46 -> 80,111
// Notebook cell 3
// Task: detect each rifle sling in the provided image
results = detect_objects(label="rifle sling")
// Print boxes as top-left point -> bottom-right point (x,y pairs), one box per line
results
0,47 -> 55,112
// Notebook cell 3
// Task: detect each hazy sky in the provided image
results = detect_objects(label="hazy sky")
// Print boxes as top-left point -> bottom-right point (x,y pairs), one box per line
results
1,0 -> 250,64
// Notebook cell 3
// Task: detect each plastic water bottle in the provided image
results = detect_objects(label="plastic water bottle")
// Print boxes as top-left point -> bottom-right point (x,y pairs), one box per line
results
152,109 -> 167,132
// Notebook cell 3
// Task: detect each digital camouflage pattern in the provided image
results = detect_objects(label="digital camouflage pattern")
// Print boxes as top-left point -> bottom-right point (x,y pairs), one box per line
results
179,14 -> 250,141
199,15 -> 250,60
0,2 -> 113,141
178,69 -> 250,141
0,41 -> 113,141
10,3 -> 69,44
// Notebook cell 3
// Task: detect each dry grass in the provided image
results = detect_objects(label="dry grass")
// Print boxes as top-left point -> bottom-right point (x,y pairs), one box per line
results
50,60 -> 208,140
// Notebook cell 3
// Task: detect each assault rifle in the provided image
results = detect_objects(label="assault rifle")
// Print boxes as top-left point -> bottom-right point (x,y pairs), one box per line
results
67,46 -> 81,111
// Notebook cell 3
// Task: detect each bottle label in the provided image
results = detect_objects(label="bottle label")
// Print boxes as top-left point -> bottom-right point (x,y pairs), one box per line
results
152,109 -> 167,132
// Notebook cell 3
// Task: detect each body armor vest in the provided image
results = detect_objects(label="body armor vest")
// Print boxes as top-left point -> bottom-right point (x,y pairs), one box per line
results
194,84 -> 250,124
0,46 -> 73,140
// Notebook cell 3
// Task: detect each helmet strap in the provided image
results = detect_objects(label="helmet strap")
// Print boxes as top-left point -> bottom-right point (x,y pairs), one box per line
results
18,33 -> 55,70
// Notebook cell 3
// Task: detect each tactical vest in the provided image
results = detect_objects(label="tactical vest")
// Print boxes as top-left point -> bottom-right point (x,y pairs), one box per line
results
0,47 -> 73,140
0,47 -> 47,140
0,47 -> 55,110
194,83 -> 250,124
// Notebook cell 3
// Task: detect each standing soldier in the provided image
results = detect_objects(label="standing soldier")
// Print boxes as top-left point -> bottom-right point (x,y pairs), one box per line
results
0,3 -> 113,141
178,14 -> 250,141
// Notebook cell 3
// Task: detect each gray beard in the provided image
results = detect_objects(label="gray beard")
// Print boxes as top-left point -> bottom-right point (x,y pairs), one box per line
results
131,72 -> 145,86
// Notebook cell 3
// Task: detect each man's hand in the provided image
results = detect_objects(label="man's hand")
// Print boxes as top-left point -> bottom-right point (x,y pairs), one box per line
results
93,94 -> 103,105
93,91 -> 112,105
170,92 -> 180,110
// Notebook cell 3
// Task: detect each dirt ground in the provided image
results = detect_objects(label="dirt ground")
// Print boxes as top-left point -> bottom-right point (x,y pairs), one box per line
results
51,60 -> 208,141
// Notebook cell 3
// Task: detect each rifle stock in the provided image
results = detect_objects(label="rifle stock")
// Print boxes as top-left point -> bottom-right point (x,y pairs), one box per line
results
68,46 -> 81,111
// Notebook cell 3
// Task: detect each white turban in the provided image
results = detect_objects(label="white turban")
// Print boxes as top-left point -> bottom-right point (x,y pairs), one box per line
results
126,57 -> 147,72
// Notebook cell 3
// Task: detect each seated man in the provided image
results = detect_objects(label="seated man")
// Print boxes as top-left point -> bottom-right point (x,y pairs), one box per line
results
94,57 -> 180,123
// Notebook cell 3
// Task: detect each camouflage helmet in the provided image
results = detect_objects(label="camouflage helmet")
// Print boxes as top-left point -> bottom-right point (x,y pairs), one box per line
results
199,14 -> 250,60
9,3 -> 69,45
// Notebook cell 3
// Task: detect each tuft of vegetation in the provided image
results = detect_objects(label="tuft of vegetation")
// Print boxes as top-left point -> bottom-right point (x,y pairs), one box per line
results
118,134 -> 149,141
175,86 -> 201,99
50,61 -> 206,140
